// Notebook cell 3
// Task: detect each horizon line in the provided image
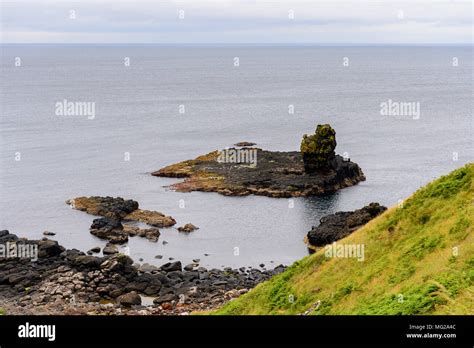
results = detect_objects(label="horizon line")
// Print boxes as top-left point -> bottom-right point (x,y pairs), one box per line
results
1,42 -> 473,46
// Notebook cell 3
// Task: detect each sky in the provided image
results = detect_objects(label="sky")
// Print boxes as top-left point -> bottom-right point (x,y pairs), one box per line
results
0,0 -> 472,44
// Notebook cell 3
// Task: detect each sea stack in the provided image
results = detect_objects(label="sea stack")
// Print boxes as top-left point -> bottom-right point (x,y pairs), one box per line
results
300,124 -> 337,174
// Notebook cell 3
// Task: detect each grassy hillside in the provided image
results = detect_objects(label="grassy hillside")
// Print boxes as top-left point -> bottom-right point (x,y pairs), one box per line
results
214,163 -> 474,315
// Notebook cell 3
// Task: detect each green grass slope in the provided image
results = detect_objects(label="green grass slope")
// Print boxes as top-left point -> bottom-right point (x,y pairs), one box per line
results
214,164 -> 474,315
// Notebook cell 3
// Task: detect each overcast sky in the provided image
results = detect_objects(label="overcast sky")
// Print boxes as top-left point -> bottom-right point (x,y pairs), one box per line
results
1,0 -> 472,44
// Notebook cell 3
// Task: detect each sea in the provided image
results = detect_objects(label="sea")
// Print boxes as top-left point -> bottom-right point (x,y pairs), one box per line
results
0,44 -> 472,268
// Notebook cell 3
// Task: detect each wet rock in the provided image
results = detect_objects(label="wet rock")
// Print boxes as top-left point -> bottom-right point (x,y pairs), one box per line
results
160,261 -> 182,273
124,225 -> 160,242
177,224 -> 199,233
124,209 -> 176,228
87,247 -> 101,254
154,255 -> 163,259
117,291 -> 141,307
38,240 -> 64,258
306,202 -> 387,247
73,255 -> 102,269
100,254 -> 134,273
102,243 -> 119,255
138,263 -> 158,273
90,217 -> 128,244
184,264 -> 195,271
0,230 -> 18,244
66,196 -> 139,219
153,293 -> 176,305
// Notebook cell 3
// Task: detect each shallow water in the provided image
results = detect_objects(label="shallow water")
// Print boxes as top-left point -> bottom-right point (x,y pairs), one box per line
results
0,45 -> 472,268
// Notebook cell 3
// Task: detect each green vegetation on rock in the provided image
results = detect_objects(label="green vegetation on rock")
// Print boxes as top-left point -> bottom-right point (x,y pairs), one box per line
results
214,163 -> 474,315
300,124 -> 337,173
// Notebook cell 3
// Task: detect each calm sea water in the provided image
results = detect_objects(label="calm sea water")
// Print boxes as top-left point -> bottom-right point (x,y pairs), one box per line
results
0,45 -> 472,268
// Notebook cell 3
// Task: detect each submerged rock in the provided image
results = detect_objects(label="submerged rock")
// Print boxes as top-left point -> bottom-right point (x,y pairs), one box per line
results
306,203 -> 387,247
234,141 -> 256,147
124,225 -> 160,242
177,223 -> 199,233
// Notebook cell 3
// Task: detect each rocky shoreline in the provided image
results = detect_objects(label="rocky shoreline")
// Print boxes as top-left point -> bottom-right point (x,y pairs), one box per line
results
153,150 -> 365,198
0,230 -> 286,315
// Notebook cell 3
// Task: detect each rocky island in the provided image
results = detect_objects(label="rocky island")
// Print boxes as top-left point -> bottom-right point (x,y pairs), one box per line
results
66,196 -> 177,244
152,124 -> 365,198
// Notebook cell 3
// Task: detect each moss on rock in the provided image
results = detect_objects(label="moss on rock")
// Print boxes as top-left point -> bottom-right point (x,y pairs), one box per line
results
300,124 -> 337,173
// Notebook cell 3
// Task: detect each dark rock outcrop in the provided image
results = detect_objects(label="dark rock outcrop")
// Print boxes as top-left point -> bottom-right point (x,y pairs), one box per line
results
67,197 -> 174,243
306,203 -> 387,247
90,217 -> 128,244
67,196 -> 176,227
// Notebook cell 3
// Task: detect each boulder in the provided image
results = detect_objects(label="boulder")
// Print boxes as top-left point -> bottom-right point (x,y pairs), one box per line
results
117,291 -> 141,307
153,293 -> 176,305
102,243 -> 119,255
138,263 -> 158,273
38,240 -> 64,258
87,247 -> 101,254
160,261 -> 182,273
73,255 -> 102,269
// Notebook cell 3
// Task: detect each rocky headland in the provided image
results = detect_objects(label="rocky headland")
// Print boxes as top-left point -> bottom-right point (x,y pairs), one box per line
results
305,202 -> 387,249
152,124 -> 365,198
0,230 -> 286,315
